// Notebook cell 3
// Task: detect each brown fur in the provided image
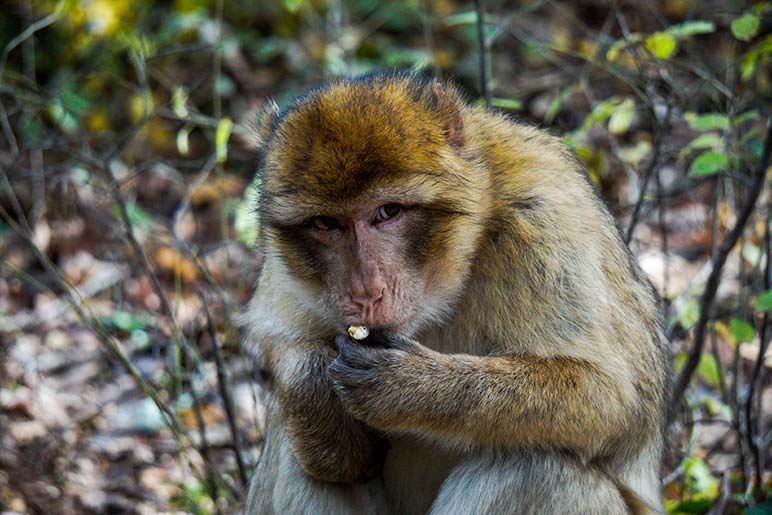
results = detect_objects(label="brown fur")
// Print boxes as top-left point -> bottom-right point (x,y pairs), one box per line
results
243,72 -> 669,514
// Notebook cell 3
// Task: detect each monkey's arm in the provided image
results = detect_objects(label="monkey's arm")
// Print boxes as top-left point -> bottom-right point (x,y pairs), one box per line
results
328,334 -> 642,459
272,339 -> 388,483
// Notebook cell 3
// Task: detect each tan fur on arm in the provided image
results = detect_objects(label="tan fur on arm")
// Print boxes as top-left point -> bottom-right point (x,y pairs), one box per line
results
332,342 -> 643,461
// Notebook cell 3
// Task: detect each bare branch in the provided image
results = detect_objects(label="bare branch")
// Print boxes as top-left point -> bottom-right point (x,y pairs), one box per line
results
474,0 -> 490,106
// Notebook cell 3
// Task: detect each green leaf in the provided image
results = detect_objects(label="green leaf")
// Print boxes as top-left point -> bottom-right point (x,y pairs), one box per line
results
645,32 -> 677,59
731,14 -> 760,41
110,310 -> 150,332
545,88 -> 573,124
172,87 -> 188,117
751,1 -> 772,14
701,396 -> 732,418
730,318 -> 755,344
215,117 -> 233,164
583,97 -> 619,129
696,354 -> 721,388
617,141 -> 652,165
679,133 -> 723,160
741,34 -> 772,80
755,290 -> 772,312
490,97 -> 523,111
675,298 -> 700,330
176,126 -> 191,156
688,151 -> 728,177
445,11 -> 479,26
605,34 -> 642,62
666,20 -> 716,38
685,112 -> 730,131
234,177 -> 261,246
608,98 -> 635,134
131,329 -> 150,349
683,456 -> 719,498
734,110 -> 760,125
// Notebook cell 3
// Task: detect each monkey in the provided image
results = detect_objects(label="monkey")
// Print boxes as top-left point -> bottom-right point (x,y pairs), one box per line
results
241,71 -> 670,514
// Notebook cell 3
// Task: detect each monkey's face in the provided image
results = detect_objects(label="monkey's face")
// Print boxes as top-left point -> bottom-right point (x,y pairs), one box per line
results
258,75 -> 487,334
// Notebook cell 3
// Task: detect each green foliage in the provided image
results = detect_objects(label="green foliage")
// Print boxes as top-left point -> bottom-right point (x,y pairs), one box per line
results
215,118 -> 233,164
665,20 -> 716,38
731,14 -> 761,41
675,298 -> 700,330
688,151 -> 728,177
234,177 -> 261,247
679,133 -> 723,160
685,113 -> 730,132
490,97 -> 522,111
544,87 -> 573,124
646,32 -> 677,59
740,35 -> 772,80
608,98 -> 634,135
696,354 -> 721,388
729,318 -> 755,344
755,290 -> 772,312
608,20 -> 714,62
665,456 -> 720,513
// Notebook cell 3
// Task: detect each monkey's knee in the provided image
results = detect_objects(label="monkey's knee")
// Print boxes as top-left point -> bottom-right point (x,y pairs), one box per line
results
430,451 -> 629,515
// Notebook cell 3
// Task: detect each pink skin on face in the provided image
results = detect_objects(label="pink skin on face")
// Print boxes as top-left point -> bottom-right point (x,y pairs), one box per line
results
308,200 -> 418,331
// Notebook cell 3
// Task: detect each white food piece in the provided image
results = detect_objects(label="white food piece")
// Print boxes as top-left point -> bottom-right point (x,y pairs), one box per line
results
347,325 -> 369,340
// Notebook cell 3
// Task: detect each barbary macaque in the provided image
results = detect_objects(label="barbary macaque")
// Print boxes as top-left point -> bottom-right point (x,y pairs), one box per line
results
242,71 -> 669,514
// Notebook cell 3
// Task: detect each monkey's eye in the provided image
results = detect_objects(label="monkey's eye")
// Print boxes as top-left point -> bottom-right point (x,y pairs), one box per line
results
375,203 -> 403,223
311,216 -> 342,231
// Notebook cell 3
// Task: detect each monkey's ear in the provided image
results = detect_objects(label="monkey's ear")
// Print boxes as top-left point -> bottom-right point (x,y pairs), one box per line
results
239,100 -> 280,152
429,80 -> 465,149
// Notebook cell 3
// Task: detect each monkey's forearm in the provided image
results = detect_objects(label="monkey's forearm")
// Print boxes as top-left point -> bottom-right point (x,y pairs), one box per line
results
427,354 -> 637,455
362,351 -> 640,458
277,344 -> 387,483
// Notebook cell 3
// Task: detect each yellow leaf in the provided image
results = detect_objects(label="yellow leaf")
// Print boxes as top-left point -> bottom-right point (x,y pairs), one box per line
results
645,32 -> 677,59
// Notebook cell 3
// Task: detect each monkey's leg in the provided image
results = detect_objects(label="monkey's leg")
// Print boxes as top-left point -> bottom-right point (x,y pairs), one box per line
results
429,451 -> 630,515
245,405 -> 388,515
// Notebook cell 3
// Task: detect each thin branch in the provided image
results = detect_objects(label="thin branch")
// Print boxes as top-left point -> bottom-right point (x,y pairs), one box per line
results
199,288 -> 249,489
474,0 -> 490,106
671,124 -> 771,406
745,206 -> 770,503
624,104 -> 671,244
0,0 -> 64,82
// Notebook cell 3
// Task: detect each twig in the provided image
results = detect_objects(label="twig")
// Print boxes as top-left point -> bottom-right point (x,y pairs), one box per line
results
0,0 -> 64,82
745,206 -> 770,503
671,124 -> 771,406
199,288 -> 249,489
624,104 -> 671,244
655,156 -> 670,302
190,386 -> 223,510
473,0 -> 490,106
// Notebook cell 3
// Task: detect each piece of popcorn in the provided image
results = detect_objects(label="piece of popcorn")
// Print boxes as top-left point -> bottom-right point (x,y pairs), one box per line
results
347,325 -> 369,340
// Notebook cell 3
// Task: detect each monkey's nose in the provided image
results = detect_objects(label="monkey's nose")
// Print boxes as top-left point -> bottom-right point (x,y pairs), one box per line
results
350,288 -> 385,320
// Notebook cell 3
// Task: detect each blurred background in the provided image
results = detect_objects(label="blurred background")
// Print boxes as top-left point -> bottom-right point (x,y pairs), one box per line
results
0,0 -> 769,513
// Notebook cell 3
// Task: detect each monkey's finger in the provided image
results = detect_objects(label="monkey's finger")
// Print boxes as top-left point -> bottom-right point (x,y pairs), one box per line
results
328,358 -> 373,387
336,337 -> 380,369
379,332 -> 421,353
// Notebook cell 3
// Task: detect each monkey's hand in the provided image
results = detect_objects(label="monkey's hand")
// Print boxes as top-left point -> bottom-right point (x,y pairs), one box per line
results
328,333 -> 445,432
